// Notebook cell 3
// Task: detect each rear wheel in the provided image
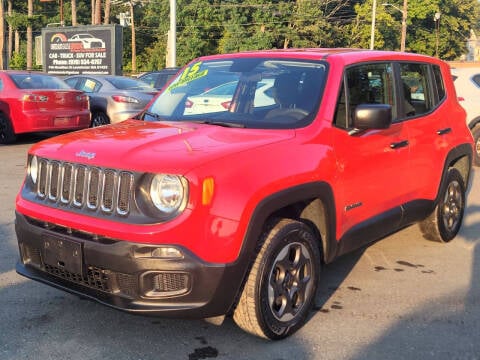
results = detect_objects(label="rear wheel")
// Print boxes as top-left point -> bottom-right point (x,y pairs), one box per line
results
419,168 -> 465,242
0,113 -> 16,144
233,219 -> 321,340
91,111 -> 110,127
472,125 -> 480,167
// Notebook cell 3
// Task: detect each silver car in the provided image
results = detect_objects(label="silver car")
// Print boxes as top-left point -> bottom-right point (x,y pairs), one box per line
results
451,67 -> 480,166
64,75 -> 158,126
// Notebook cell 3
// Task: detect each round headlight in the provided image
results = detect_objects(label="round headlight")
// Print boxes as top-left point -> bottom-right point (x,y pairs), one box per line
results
29,155 -> 38,185
150,174 -> 186,214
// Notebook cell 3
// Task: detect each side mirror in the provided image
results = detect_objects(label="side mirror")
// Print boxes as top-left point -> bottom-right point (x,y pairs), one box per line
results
353,104 -> 392,130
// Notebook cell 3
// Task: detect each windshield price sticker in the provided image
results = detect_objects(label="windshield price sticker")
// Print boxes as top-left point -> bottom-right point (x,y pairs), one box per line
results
168,62 -> 208,91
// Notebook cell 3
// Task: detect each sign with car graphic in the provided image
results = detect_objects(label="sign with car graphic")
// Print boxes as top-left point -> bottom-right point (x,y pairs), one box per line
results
42,25 -> 123,76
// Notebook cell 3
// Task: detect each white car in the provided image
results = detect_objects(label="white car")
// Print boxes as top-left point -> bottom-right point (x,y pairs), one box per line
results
68,33 -> 105,49
451,67 -> 480,166
184,79 -> 275,115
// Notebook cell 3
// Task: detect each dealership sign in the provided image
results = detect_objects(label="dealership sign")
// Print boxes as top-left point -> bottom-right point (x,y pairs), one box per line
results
42,25 -> 123,76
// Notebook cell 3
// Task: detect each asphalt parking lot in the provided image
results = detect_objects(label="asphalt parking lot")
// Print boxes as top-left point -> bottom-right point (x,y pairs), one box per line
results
1,134 -> 480,360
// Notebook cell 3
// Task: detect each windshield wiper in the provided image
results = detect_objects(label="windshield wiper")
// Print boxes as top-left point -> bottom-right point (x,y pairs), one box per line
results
142,111 -> 162,121
190,120 -> 245,128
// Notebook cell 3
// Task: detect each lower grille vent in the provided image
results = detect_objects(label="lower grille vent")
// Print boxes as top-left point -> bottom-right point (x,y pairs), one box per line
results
45,264 -> 112,292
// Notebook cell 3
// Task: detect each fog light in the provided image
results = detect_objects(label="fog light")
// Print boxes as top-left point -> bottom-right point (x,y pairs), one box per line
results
151,247 -> 183,259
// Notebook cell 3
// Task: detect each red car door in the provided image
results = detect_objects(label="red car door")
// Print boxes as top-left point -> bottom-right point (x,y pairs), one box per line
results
331,62 -> 411,239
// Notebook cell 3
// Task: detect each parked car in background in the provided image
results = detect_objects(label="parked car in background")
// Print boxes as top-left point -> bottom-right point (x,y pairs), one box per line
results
451,67 -> 480,166
0,71 -> 90,144
184,79 -> 275,114
138,68 -> 181,91
64,75 -> 158,127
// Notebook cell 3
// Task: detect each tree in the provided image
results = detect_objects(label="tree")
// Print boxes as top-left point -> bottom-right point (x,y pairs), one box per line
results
104,0 -> 111,24
7,0 -> 13,60
3,0 -> 480,71
94,0 -> 102,24
72,0 -> 77,26
349,0 -> 479,59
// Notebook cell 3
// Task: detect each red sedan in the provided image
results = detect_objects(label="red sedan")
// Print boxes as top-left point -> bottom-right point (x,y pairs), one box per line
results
0,71 -> 90,144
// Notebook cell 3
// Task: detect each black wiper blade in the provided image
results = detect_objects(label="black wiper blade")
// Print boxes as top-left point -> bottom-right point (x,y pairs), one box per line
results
142,111 -> 161,121
191,120 -> 245,128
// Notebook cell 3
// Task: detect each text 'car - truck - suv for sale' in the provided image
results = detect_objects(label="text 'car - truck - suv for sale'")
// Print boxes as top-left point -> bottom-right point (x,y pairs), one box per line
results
15,49 -> 474,339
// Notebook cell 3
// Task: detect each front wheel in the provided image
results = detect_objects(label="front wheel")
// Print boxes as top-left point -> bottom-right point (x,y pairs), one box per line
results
233,219 -> 321,340
419,168 -> 466,242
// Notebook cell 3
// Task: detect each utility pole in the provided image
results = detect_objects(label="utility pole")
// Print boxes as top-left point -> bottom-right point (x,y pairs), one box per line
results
129,1 -> 136,74
26,0 -> 33,70
0,0 -> 4,69
370,0 -> 377,50
166,0 -> 176,68
400,0 -> 407,52
383,1 -> 407,52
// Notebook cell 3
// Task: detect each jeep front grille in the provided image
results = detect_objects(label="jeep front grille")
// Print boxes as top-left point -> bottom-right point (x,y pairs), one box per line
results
36,158 -> 134,216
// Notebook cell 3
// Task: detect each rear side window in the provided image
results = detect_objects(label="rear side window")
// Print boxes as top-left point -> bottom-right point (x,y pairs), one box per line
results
472,74 -> 480,87
399,63 -> 434,118
432,65 -> 446,100
80,78 -> 101,93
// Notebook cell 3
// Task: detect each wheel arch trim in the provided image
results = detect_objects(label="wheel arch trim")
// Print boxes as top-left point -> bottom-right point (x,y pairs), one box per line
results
439,143 -> 473,203
239,182 -> 338,269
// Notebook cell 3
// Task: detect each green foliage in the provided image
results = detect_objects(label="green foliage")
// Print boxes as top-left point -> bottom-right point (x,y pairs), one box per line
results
4,0 -> 480,71
349,0 -> 479,60
9,52 -> 26,70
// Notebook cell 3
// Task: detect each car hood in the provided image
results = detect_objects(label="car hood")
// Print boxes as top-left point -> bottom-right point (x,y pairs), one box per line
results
30,120 -> 295,174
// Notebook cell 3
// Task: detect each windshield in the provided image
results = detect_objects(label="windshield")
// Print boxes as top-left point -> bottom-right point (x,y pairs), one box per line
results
11,73 -> 71,90
143,58 -> 327,129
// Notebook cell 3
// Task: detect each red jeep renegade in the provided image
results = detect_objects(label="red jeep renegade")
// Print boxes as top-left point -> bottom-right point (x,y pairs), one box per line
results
15,49 -> 474,339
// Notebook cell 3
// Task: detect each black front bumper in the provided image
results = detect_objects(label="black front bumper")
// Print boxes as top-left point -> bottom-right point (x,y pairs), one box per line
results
15,212 -> 244,318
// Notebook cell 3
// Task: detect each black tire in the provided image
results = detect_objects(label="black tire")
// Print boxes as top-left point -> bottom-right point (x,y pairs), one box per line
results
233,219 -> 321,340
91,111 -> 110,127
472,125 -> 480,167
419,168 -> 466,243
0,113 -> 16,144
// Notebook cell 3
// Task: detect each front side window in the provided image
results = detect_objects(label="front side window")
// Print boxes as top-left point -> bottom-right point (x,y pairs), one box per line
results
144,58 -> 327,129
334,62 -> 396,128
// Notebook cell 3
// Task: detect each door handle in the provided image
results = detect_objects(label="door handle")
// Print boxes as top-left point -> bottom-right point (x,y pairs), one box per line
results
390,140 -> 409,149
437,128 -> 452,135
